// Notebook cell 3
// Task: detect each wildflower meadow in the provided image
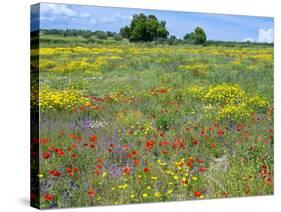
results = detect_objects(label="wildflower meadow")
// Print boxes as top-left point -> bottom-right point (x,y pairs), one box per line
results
31,3 -> 274,209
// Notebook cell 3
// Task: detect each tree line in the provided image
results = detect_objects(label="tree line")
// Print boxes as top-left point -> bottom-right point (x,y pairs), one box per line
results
41,13 -> 207,45
120,14 -> 206,44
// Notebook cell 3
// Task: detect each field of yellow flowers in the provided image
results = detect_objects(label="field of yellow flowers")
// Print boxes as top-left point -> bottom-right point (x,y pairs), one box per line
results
31,43 -> 273,208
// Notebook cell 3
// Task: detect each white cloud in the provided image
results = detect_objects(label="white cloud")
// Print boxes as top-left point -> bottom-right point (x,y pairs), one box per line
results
257,28 -> 274,43
242,37 -> 254,42
40,4 -> 77,17
39,4 -> 134,26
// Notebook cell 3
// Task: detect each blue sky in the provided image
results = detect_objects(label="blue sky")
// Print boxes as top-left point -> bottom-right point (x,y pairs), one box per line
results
31,3 -> 274,43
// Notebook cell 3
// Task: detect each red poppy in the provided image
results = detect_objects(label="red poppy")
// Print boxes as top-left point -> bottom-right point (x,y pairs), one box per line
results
66,167 -> 78,177
261,164 -> 267,177
122,144 -> 129,150
145,140 -> 155,150
87,187 -> 96,198
198,159 -> 203,163
159,88 -> 168,94
43,194 -> 54,202
200,129 -> 205,135
186,162 -> 193,167
162,149 -> 169,155
55,171 -> 62,176
209,127 -> 214,132
56,150 -> 64,157
200,167 -> 207,173
269,135 -> 273,140
143,167 -> 150,173
210,143 -> 217,148
192,140 -> 199,145
68,134 -> 82,141
66,167 -> 72,173
173,139 -> 185,149
188,158 -> 195,163
193,191 -> 202,198
42,151 -> 51,159
236,123 -> 243,131
96,164 -> 102,169
217,129 -> 224,136
49,170 -> 56,175
89,135 -> 97,142
128,150 -> 137,158
71,153 -> 77,159
159,140 -> 170,146
123,166 -> 130,175
50,170 -> 61,177
97,158 -> 103,163
133,159 -> 140,166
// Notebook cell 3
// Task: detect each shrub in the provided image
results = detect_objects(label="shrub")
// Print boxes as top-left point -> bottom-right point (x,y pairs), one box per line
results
203,83 -> 246,105
37,87 -> 89,111
246,95 -> 269,113
50,61 -> 102,73
217,104 -> 251,122
39,60 -> 56,71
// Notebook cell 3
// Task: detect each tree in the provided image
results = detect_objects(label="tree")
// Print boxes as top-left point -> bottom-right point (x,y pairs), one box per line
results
167,35 -> 177,45
120,26 -> 131,39
94,31 -> 107,40
194,27 -> 207,44
113,33 -> 123,41
184,27 -> 207,45
120,13 -> 169,42
106,31 -> 115,37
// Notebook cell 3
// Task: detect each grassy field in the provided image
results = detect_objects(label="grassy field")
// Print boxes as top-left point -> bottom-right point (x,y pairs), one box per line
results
31,40 -> 273,208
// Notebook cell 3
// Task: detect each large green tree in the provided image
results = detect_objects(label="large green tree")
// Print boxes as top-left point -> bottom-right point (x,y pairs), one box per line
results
120,14 -> 169,42
184,27 -> 207,45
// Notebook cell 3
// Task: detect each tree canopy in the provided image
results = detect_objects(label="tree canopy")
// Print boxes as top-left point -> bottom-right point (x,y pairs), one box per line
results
120,14 -> 169,42
184,27 -> 207,45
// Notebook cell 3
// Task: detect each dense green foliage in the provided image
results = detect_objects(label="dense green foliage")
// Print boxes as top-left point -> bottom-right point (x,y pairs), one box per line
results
184,27 -> 207,45
120,14 -> 169,42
